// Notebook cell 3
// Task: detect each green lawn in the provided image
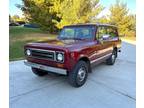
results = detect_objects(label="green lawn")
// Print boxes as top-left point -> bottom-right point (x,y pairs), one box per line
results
10,26 -> 57,61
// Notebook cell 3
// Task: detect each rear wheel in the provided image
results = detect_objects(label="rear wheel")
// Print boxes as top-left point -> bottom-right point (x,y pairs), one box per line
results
31,68 -> 48,76
106,49 -> 117,65
68,61 -> 88,87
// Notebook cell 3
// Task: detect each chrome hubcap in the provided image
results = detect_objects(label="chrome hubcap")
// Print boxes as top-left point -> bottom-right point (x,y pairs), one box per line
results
77,67 -> 86,82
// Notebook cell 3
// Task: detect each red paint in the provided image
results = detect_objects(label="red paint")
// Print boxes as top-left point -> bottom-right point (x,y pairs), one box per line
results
24,24 -> 121,73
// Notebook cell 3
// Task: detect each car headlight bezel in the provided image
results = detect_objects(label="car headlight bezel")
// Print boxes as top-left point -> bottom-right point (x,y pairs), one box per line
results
56,52 -> 64,63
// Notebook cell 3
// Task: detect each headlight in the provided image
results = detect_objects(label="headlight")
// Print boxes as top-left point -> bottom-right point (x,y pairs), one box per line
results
26,49 -> 31,56
56,52 -> 64,62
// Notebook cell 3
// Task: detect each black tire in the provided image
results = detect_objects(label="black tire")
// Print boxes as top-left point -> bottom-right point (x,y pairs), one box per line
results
106,49 -> 117,65
68,61 -> 88,87
31,68 -> 48,76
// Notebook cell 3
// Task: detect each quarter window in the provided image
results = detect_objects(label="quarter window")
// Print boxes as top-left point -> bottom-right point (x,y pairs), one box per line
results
96,26 -> 118,40
107,27 -> 117,38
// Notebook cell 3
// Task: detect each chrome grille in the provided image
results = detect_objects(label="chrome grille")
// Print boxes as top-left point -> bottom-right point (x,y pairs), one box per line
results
30,48 -> 55,61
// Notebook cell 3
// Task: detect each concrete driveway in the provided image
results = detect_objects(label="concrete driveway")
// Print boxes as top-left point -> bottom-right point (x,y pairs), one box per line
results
9,42 -> 136,108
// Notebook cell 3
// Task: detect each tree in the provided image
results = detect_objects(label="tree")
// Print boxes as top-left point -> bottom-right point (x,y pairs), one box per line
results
11,15 -> 20,22
18,0 -> 61,33
9,15 -> 13,23
96,16 -> 109,24
10,14 -> 26,23
56,0 -> 103,28
109,0 -> 134,36
18,0 -> 103,32
126,14 -> 136,37
128,14 -> 136,31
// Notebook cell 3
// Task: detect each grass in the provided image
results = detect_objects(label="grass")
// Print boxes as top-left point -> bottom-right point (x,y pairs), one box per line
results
10,26 -> 57,61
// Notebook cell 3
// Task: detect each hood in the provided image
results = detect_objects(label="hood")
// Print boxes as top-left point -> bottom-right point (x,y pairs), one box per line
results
26,39 -> 95,51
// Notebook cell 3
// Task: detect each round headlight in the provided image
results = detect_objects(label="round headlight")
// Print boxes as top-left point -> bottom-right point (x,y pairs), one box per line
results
26,49 -> 31,56
57,53 -> 63,61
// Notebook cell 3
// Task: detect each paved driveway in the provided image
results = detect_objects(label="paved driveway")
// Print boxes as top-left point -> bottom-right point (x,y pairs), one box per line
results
10,42 -> 136,108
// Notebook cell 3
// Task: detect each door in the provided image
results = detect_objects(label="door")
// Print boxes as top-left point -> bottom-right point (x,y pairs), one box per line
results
91,26 -> 113,64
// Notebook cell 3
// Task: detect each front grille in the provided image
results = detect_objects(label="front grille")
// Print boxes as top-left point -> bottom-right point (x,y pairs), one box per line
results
30,48 -> 55,61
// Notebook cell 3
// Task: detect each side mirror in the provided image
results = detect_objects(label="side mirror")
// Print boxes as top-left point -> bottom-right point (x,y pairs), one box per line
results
98,34 -> 110,44
102,34 -> 110,40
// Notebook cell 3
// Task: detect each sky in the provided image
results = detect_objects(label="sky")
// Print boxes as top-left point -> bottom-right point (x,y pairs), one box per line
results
9,0 -> 136,17
97,0 -> 136,18
9,0 -> 23,16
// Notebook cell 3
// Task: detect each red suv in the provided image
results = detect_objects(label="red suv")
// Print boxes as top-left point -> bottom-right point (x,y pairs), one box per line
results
24,23 -> 121,87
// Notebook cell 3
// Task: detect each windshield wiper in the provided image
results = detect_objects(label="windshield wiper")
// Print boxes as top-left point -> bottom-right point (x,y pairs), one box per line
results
73,38 -> 86,40
58,37 -> 70,40
59,37 -> 85,40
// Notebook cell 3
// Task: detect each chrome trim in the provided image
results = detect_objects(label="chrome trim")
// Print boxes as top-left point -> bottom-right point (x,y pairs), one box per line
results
27,48 -> 56,61
28,48 -> 56,53
90,53 -> 112,64
26,48 -> 65,63
55,51 -> 65,63
89,47 -> 113,59
24,61 -> 67,75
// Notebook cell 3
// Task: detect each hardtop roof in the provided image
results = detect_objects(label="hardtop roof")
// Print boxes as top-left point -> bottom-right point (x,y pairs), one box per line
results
64,23 -> 117,28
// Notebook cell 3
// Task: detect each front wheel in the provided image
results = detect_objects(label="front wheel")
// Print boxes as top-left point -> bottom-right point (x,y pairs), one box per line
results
68,61 -> 88,87
106,49 -> 117,65
31,68 -> 48,76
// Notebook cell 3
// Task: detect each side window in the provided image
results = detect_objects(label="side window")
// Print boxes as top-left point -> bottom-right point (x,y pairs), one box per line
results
107,27 -> 117,39
96,26 -> 107,39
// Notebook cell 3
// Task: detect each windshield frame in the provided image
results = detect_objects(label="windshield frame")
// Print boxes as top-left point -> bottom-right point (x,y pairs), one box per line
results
58,25 -> 96,40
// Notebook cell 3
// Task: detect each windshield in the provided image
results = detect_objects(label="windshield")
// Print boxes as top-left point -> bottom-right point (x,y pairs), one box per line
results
58,26 -> 95,40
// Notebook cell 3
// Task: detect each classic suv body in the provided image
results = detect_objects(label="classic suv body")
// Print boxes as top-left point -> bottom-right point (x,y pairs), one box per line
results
24,23 -> 121,87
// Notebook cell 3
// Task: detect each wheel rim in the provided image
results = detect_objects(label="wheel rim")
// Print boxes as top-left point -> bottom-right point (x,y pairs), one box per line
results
77,67 -> 86,82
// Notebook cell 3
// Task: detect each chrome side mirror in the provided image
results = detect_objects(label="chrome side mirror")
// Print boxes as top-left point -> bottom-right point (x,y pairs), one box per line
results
102,34 -> 110,40
99,34 -> 110,44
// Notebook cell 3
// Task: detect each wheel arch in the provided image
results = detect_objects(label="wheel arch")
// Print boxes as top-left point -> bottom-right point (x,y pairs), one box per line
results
78,56 -> 92,73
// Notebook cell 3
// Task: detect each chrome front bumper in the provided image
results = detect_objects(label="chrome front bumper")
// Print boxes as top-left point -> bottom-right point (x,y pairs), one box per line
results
24,61 -> 67,75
